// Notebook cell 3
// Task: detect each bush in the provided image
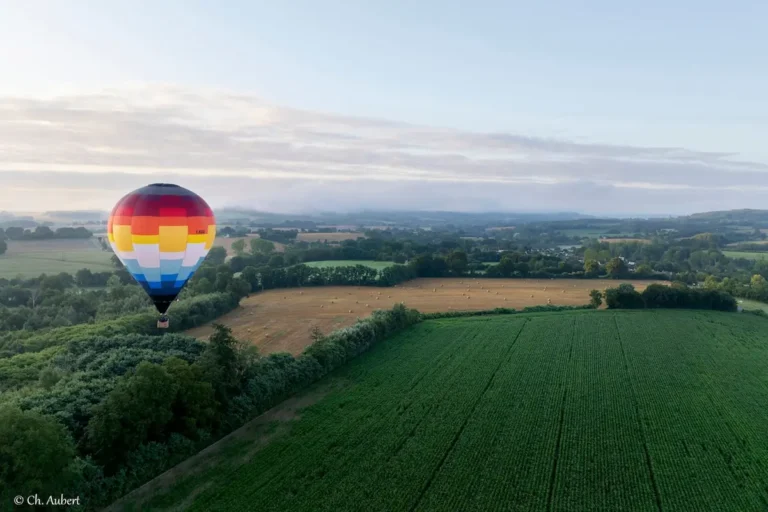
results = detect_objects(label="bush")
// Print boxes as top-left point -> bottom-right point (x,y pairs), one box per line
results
604,283 -> 738,312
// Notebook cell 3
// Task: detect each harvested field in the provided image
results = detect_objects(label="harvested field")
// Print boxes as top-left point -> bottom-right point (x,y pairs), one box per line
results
186,278 -> 662,355
296,232 -> 364,242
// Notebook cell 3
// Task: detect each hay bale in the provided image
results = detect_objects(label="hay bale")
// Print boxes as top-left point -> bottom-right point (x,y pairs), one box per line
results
504,298 -> 507,301
349,309 -> 352,313
366,303 -> 370,307
320,305 -> 324,308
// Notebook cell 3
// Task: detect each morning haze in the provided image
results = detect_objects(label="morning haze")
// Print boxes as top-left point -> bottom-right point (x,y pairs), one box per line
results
4,3 -> 768,512
1,2 -> 767,215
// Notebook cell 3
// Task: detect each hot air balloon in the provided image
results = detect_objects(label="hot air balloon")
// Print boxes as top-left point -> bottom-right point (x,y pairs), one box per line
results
108,183 -> 216,328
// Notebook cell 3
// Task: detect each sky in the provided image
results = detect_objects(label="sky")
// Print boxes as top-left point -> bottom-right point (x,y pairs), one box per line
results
1,1 -> 767,216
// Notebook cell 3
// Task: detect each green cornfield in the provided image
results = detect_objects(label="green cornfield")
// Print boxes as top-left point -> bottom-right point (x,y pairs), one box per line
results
139,309 -> 768,511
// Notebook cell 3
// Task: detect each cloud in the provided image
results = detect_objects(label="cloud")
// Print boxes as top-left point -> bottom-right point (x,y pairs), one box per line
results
1,84 -> 767,215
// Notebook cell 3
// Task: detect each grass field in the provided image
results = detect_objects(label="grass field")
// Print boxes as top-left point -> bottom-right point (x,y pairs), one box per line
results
297,232 -> 365,242
723,250 -> 768,260
0,239 -> 114,278
301,260 -> 395,270
186,278 -> 661,355
214,235 -> 286,255
736,298 -> 768,313
124,309 -> 768,511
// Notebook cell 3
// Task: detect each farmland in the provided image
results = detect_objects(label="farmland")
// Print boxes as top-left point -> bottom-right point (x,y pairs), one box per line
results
722,250 -> 768,261
186,278 -> 661,355
599,237 -> 651,244
297,232 -> 365,242
128,310 -> 768,511
302,260 -> 395,270
214,235 -> 286,254
0,238 -> 113,278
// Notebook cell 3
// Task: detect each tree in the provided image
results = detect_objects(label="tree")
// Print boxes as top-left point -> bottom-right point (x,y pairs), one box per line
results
197,323 -> 242,406
0,239 -> 6,256
605,283 -> 645,309
86,362 -> 178,469
0,405 -> 76,499
231,239 -> 246,256
161,358 -> 218,438
605,257 -> 628,279
703,275 -> 720,290
589,289 -> 603,308
206,246 -> 227,266
250,238 -> 275,254
268,254 -> 285,268
583,259 -> 599,276
446,250 -> 468,275
75,268 -> 94,287
4,227 -> 24,239
227,277 -> 252,298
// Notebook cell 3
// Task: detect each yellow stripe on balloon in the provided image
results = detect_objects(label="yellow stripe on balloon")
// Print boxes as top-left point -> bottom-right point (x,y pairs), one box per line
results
159,226 -> 189,252
187,234 -> 207,243
204,225 -> 216,249
113,225 -> 134,252
132,234 -> 160,245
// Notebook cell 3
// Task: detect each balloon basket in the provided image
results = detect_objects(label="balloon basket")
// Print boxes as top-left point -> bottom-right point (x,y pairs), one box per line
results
157,316 -> 170,329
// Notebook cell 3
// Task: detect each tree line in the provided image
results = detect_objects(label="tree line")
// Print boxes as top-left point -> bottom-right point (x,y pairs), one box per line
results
0,304 -> 421,510
592,283 -> 738,312
0,225 -> 93,241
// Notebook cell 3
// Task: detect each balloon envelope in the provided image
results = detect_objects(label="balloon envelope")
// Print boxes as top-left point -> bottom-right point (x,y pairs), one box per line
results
108,183 -> 216,314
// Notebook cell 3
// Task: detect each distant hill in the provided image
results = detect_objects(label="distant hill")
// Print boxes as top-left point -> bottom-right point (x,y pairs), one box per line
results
215,208 -> 595,228
684,209 -> 768,224
42,210 -> 109,222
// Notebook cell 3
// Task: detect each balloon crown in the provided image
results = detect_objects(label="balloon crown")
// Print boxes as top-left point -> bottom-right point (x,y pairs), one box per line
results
148,183 -> 180,187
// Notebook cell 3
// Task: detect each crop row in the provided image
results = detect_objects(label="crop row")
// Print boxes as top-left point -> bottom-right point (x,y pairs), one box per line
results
145,310 -> 768,511
616,312 -> 768,510
184,318 -> 528,511
416,315 -> 573,511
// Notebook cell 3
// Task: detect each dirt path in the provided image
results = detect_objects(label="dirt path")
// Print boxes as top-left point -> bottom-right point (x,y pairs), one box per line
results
186,278 -> 661,355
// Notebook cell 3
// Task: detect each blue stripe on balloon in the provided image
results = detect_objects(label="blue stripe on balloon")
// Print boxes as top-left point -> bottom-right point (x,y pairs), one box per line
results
159,259 -> 183,276
124,260 -> 144,277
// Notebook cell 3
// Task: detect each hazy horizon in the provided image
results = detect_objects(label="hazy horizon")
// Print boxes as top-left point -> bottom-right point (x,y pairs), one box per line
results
2,2 -> 767,215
